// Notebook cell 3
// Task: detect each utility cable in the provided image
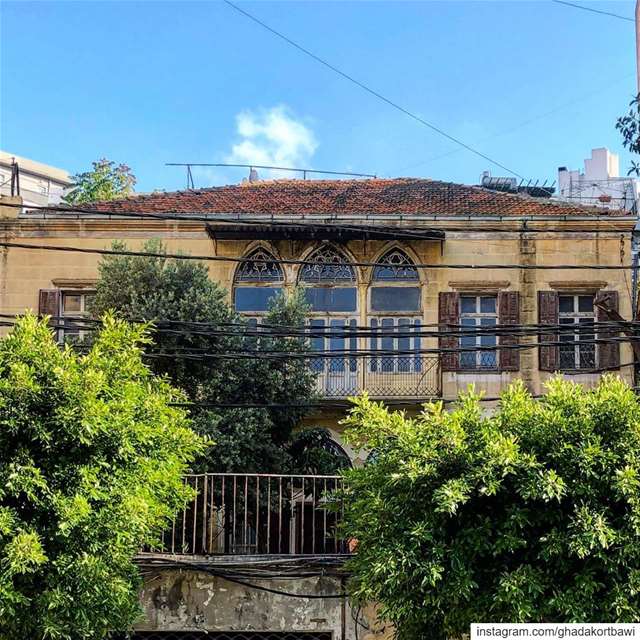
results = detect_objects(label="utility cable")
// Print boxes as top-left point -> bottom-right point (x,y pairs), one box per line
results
222,0 -> 524,178
0,240 -> 633,270
552,0 -> 634,22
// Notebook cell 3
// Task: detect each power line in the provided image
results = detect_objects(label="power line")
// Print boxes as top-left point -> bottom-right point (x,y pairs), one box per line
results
0,240 -> 632,270
395,74 -> 635,175
552,0 -> 634,23
14,200 -> 635,235
222,0 -> 525,179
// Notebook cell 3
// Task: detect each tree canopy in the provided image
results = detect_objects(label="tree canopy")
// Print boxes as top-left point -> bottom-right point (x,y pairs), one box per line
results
341,377 -> 640,639
63,158 -> 136,204
90,240 -> 328,473
616,94 -> 640,176
0,314 -> 204,640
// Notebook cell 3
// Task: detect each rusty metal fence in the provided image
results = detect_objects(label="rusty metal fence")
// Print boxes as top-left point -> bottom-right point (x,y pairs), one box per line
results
150,474 -> 347,556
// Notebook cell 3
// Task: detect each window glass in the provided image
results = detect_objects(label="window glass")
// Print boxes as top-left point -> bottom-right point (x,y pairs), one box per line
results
370,286 -> 420,312
559,296 -> 574,313
236,248 -> 283,282
480,296 -> 496,313
60,290 -> 95,342
459,295 -> 498,370
558,294 -> 595,370
461,296 -> 476,314
62,294 -> 82,313
373,250 -> 419,281
369,317 -> 422,374
578,295 -> 594,313
234,287 -> 282,312
300,246 -> 355,282
304,287 -> 357,312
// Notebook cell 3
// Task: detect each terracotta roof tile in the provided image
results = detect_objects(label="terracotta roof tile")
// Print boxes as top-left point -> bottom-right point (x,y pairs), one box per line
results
76,178 -> 630,217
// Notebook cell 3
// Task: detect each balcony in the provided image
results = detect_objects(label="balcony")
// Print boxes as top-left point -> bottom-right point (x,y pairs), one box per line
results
145,473 -> 348,557
310,355 -> 441,399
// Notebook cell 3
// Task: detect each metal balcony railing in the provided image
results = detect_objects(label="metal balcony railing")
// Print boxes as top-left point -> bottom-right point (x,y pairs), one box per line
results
310,355 -> 441,399
149,474 -> 347,557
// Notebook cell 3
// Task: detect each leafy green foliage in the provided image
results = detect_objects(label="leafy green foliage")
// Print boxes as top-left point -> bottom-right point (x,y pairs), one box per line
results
616,94 -> 640,176
91,240 -> 320,472
63,158 -> 136,204
341,377 -> 640,638
0,315 -> 204,639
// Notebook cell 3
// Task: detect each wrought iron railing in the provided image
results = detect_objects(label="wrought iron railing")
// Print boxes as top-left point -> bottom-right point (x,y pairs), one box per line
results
148,474 -> 347,557
310,355 -> 441,398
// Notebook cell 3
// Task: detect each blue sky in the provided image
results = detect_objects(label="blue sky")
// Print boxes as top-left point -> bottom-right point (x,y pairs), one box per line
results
1,1 -> 636,192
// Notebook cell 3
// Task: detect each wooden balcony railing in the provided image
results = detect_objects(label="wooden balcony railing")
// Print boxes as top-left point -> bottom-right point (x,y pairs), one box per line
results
147,474 -> 348,557
310,355 -> 441,399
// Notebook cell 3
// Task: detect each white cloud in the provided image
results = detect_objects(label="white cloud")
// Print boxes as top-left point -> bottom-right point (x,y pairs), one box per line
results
226,105 -> 318,178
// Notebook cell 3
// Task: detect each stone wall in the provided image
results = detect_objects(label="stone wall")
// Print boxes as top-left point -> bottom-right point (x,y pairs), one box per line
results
136,568 -> 392,639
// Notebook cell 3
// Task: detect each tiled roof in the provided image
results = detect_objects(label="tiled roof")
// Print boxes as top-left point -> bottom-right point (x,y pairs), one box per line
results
77,178 -> 630,217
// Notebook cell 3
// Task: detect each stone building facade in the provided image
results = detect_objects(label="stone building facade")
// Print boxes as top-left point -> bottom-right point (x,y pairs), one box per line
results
0,178 -> 636,638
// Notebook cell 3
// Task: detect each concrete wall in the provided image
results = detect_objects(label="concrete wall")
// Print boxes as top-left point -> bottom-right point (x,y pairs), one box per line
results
136,568 -> 392,639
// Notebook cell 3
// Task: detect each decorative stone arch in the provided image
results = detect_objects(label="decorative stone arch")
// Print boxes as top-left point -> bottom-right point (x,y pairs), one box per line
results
234,243 -> 286,284
367,243 -> 424,285
296,242 -> 360,285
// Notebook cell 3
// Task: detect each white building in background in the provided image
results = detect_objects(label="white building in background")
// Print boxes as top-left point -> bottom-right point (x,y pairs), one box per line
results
0,151 -> 72,208
557,147 -> 639,213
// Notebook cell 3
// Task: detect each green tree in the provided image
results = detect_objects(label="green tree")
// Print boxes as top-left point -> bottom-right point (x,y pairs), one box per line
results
90,240 -> 323,473
616,94 -> 640,175
63,158 -> 136,204
0,314 -> 204,640
341,377 -> 640,639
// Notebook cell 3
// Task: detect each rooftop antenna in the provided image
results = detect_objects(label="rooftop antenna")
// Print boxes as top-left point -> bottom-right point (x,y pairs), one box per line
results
166,163 -> 377,188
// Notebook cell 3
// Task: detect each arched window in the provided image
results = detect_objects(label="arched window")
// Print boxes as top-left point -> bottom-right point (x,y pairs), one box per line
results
369,249 -> 422,377
299,245 -> 357,313
299,246 -> 358,395
372,249 -> 419,282
233,248 -> 284,316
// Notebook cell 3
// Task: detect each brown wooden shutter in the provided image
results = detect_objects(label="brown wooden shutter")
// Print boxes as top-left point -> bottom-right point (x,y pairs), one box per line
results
498,291 -> 519,371
538,291 -> 559,372
595,290 -> 620,370
38,289 -> 60,339
439,292 -> 459,372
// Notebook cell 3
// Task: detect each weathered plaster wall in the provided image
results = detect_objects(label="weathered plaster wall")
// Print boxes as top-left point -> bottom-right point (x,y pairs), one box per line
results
137,569 -> 391,639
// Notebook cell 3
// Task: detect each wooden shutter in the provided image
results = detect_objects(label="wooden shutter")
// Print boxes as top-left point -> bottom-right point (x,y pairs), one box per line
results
498,291 -> 519,371
538,291 -> 558,372
439,292 -> 459,372
38,289 -> 60,318
595,290 -> 620,370
38,289 -> 60,339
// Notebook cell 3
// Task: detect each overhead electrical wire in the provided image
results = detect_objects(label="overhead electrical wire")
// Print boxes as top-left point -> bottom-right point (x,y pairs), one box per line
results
395,74 -> 635,174
11,201 -> 634,236
221,0 -> 524,179
6,312 -> 636,337
551,0 -> 634,23
0,240 -> 632,270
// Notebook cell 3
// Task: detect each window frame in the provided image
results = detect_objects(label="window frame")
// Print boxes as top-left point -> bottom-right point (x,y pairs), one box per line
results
458,294 -> 499,371
368,316 -> 422,374
233,247 -> 285,318
59,289 -> 95,342
368,249 -> 422,316
558,293 -> 596,372
298,245 -> 358,316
